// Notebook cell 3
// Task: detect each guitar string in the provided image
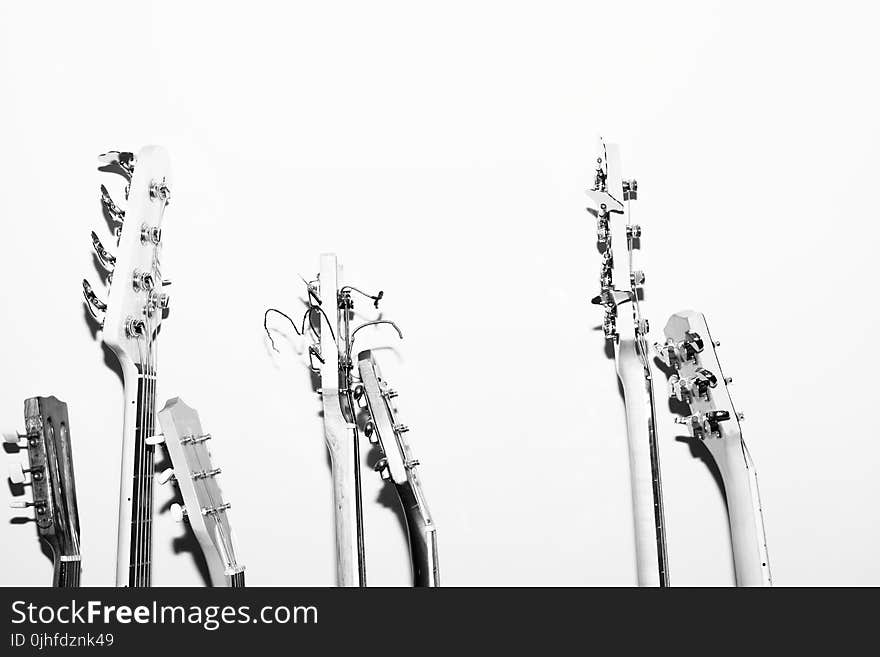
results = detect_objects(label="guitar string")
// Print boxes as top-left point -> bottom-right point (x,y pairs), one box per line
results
149,310 -> 158,586
144,313 -> 155,587
135,334 -> 147,586
142,322 -> 152,587
143,319 -> 153,588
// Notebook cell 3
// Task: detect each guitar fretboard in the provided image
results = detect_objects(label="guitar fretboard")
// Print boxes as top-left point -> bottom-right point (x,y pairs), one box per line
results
56,558 -> 82,588
129,372 -> 157,587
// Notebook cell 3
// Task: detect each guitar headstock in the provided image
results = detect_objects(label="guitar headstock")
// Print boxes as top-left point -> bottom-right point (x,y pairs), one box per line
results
586,138 -> 646,343
83,146 -> 172,370
355,350 -> 417,485
155,398 -> 244,584
656,311 -> 744,452
5,396 -> 81,562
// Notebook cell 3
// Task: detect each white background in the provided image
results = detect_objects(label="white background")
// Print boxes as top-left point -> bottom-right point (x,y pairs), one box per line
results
1,1 -> 878,586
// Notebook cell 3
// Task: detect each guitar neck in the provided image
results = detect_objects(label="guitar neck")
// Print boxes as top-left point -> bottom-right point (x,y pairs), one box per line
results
395,478 -> 440,587
321,391 -> 366,587
717,439 -> 773,586
116,367 -> 157,587
615,338 -> 670,587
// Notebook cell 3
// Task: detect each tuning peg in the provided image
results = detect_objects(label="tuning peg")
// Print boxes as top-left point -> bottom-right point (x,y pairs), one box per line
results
382,388 -> 398,400
98,151 -> 136,178
394,424 -> 410,434
670,368 -> 717,403
374,458 -> 391,480
145,434 -> 165,446
82,279 -> 107,324
353,385 -> 368,409
100,185 -> 125,224
170,503 -> 188,523
149,179 -> 171,205
3,430 -> 25,445
655,341 -> 676,367
8,463 -> 26,485
363,420 -> 378,444
631,270 -> 646,286
157,468 -> 176,485
181,433 -> 211,445
8,463 -> 41,485
90,231 -> 116,270
9,500 -> 38,509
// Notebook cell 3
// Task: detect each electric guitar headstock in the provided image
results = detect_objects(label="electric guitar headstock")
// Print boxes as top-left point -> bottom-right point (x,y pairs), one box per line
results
5,396 -> 81,587
656,311 -> 744,460
154,397 -> 245,587
587,138 -> 647,344
83,146 -> 172,370
355,350 -> 439,586
355,351 -> 419,487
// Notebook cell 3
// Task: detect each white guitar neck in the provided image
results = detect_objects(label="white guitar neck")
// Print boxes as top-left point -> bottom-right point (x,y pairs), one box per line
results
615,340 -> 669,586
660,310 -> 772,587
319,254 -> 366,587
589,141 -> 669,587
718,440 -> 773,586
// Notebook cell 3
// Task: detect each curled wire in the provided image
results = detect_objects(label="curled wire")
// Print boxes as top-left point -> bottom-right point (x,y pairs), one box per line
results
263,308 -> 302,352
341,285 -> 384,308
347,319 -> 403,365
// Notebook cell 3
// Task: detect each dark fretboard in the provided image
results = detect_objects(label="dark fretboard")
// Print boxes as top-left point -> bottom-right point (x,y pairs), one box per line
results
55,557 -> 82,588
128,372 -> 157,587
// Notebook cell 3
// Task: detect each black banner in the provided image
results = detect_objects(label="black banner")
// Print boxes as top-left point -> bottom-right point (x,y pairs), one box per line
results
0,587 -> 871,652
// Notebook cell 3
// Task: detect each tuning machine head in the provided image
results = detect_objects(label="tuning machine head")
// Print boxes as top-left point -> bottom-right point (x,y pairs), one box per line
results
3,430 -> 27,448
90,230 -> 116,271
655,330 -> 704,368
98,150 -> 136,176
669,367 -> 718,403
157,468 -> 176,485
675,409 -> 731,440
170,503 -> 188,523
374,457 -> 391,480
100,184 -> 126,225
363,420 -> 378,445
82,278 -> 107,325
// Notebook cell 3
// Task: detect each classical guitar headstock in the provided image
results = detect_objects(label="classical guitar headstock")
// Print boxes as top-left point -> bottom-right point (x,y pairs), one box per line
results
656,311 -> 744,451
355,350 -> 418,485
154,398 -> 244,585
5,397 -> 81,572
586,138 -> 646,343
84,146 -> 172,369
